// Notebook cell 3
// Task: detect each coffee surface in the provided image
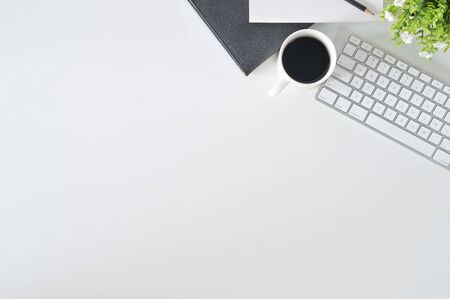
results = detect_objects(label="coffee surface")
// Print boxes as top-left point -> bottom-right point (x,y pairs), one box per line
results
282,37 -> 331,84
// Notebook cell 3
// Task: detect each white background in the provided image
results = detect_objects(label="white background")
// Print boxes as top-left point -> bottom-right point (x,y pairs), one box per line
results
1,1 -> 449,298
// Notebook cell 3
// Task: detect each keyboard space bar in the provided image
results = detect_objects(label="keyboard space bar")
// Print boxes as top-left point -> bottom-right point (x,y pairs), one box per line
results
366,114 -> 436,157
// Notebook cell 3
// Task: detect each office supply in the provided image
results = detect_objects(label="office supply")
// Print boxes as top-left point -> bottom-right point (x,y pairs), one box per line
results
249,0 -> 382,23
316,33 -> 450,170
344,0 -> 376,16
188,0 -> 312,75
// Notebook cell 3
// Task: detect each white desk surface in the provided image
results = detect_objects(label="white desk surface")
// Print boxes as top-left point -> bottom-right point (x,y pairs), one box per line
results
1,1 -> 449,298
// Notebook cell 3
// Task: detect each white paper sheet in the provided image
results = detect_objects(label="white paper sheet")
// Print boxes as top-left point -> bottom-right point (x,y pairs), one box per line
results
249,0 -> 384,23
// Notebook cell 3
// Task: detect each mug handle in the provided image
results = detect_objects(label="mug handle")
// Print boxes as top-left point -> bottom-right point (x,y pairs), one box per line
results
268,79 -> 289,98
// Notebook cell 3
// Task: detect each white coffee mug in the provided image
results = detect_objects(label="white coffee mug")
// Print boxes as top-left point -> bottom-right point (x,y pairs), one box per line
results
268,29 -> 337,98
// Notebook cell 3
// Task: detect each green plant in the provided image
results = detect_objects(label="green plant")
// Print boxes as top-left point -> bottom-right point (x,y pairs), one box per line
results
382,0 -> 450,59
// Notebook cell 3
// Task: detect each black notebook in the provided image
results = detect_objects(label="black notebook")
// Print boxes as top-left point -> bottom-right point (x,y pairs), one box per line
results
188,0 -> 312,75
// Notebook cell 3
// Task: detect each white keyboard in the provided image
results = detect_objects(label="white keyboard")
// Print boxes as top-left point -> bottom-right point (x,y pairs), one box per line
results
316,34 -> 450,171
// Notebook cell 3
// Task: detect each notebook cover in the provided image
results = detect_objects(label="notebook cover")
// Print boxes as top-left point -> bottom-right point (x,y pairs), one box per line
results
188,0 -> 312,75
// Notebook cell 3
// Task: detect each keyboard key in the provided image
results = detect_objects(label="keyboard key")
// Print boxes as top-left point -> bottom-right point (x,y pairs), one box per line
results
442,125 -> 450,137
395,114 -> 408,127
434,92 -> 447,105
441,139 -> 450,151
333,66 -> 353,83
418,127 -> 431,139
349,35 -> 361,45
366,114 -> 435,157
399,88 -> 412,101
362,96 -> 374,109
406,120 -> 420,133
423,86 -> 436,99
384,55 -> 396,64
338,55 -> 356,70
396,100 -> 409,113
350,90 -> 363,103
432,79 -> 444,90
400,74 -> 413,87
318,88 -> 338,105
422,100 -> 435,113
429,132 -> 443,145
385,94 -> 398,107
411,80 -> 425,93
350,76 -> 364,89
388,67 -> 402,81
410,94 -> 424,107
361,42 -> 373,51
430,118 -> 443,131
373,48 -> 384,58
433,106 -> 446,119
407,106 -> 420,119
362,82 -> 375,95
325,77 -> 352,97
418,112 -> 432,125
420,73 -> 432,84
433,150 -> 450,166
445,112 -> 450,124
373,102 -> 386,115
366,55 -> 379,68
444,86 -> 450,95
408,67 -> 420,77
396,60 -> 408,70
384,108 -> 397,121
377,62 -> 390,75
349,104 -> 368,121
388,82 -> 401,94
354,64 -> 367,76
355,50 -> 368,62
365,70 -> 378,82
343,43 -> 357,56
373,88 -> 387,102
335,97 -> 352,112
376,75 -> 389,88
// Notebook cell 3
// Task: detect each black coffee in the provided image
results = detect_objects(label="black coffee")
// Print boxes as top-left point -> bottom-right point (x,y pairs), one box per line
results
282,37 -> 331,84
